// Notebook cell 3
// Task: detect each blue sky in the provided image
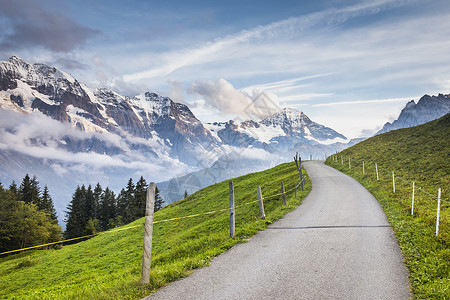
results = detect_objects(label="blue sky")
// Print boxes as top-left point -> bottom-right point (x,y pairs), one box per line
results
1,0 -> 449,138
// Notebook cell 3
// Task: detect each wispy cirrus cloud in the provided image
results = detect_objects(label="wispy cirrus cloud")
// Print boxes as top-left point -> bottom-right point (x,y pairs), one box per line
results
123,0 -> 414,82
312,97 -> 415,107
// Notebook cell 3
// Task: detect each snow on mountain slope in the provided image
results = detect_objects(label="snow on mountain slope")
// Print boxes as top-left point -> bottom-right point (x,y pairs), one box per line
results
206,107 -> 347,152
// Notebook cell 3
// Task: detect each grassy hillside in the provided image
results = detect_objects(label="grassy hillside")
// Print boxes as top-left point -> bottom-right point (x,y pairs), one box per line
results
0,161 -> 310,299
326,113 -> 449,299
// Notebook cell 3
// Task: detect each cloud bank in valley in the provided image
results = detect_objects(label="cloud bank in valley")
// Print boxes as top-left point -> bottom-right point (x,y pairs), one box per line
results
0,110 -> 183,181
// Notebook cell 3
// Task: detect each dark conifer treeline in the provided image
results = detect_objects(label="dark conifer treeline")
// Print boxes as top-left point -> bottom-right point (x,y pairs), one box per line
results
0,175 -> 62,253
64,176 -> 164,239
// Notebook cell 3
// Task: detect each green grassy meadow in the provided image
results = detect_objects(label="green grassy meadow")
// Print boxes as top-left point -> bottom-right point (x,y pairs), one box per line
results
0,161 -> 311,299
326,114 -> 450,299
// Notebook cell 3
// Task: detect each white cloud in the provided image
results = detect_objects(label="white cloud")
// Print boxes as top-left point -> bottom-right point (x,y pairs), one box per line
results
188,79 -> 281,120
0,110 -> 184,179
189,79 -> 249,115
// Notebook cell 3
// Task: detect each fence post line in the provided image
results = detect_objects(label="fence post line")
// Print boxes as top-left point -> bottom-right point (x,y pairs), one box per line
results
294,153 -> 304,191
257,185 -> 265,220
392,171 -> 395,193
435,188 -> 441,236
411,182 -> 415,215
375,163 -> 379,180
229,180 -> 236,239
281,181 -> 287,206
141,182 -> 156,284
363,161 -> 365,175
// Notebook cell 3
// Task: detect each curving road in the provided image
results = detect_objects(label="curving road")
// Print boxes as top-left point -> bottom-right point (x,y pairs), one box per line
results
144,161 -> 411,299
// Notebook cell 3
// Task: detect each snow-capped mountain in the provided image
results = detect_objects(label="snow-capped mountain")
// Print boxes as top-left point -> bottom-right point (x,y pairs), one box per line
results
0,56 -> 219,166
376,94 -> 450,135
206,108 -> 347,152
0,56 -> 351,214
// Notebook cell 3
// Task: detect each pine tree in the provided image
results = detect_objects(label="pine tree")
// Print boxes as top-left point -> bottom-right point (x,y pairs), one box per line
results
116,188 -> 127,221
9,181 -> 19,199
93,183 -> 103,220
30,175 -> 41,205
154,185 -> 165,212
40,186 -> 58,224
134,176 -> 148,218
99,187 -> 116,230
123,178 -> 135,223
84,185 -> 95,221
19,174 -> 41,205
64,185 -> 86,239
184,189 -> 188,198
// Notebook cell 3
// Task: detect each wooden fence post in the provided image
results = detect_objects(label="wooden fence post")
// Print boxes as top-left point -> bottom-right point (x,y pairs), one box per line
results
257,185 -> 265,220
411,182 -> 415,215
294,153 -> 304,191
392,171 -> 395,193
375,163 -> 379,180
341,155 -> 343,165
363,161 -> 365,175
141,182 -> 156,284
436,188 -> 441,236
229,180 -> 235,239
300,159 -> 304,192
281,182 -> 287,206
349,157 -> 351,169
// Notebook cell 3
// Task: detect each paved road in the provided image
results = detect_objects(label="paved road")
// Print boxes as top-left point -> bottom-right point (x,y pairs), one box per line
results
145,161 -> 411,300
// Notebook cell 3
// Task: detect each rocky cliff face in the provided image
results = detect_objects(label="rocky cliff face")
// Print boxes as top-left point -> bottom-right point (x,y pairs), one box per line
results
377,94 -> 450,135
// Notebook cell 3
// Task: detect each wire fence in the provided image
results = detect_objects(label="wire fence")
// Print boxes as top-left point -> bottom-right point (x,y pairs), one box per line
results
1,167 -> 307,256
328,154 -> 447,236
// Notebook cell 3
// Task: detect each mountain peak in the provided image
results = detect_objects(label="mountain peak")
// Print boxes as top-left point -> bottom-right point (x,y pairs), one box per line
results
402,99 -> 416,112
262,107 -> 310,127
281,107 -> 302,114
280,107 -> 307,119
376,93 -> 450,135
9,55 -> 23,62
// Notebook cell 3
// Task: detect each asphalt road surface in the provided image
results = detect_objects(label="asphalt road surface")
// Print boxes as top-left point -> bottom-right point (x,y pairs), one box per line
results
145,161 -> 411,300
